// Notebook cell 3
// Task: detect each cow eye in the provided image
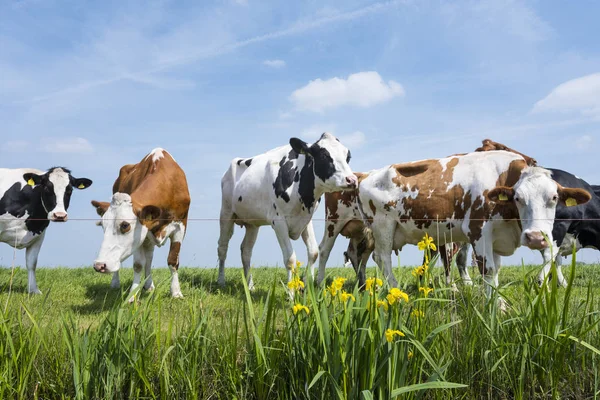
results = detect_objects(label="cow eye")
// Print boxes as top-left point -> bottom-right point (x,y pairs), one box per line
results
120,221 -> 131,233
552,194 -> 558,201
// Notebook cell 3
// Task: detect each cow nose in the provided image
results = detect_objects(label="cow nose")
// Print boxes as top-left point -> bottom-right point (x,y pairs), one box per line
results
525,232 -> 548,250
52,212 -> 67,222
94,262 -> 107,273
345,175 -> 358,187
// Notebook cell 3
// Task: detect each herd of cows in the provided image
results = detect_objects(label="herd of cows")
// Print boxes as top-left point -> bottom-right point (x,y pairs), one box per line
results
1,134 -> 599,305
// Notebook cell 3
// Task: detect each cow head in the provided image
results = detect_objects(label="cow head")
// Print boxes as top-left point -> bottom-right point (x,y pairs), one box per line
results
23,167 -> 92,222
488,167 -> 591,250
290,132 -> 357,191
91,193 -> 161,273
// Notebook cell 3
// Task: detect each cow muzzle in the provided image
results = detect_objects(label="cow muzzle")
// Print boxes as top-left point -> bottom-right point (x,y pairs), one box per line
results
345,175 -> 358,188
51,212 -> 68,222
94,262 -> 108,273
523,231 -> 548,250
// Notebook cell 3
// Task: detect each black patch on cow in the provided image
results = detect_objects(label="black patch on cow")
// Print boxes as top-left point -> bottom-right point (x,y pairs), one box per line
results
245,158 -> 252,167
236,159 -> 242,166
273,155 -> 297,203
310,144 -> 336,182
0,182 -> 49,235
298,156 -> 317,210
273,204 -> 276,209
346,149 -> 352,164
238,196 -> 242,202
287,150 -> 298,160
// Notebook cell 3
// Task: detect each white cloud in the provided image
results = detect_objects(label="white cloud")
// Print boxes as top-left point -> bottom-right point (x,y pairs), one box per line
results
290,71 -> 404,113
263,59 -> 286,68
533,72 -> 600,117
2,140 -> 29,153
42,137 -> 93,154
576,135 -> 593,150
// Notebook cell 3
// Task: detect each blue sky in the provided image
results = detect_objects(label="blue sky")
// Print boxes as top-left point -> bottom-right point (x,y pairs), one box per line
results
1,0 -> 600,274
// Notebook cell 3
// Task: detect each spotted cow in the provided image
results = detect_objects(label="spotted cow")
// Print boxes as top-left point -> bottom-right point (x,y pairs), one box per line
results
472,139 -> 600,287
357,151 -> 591,305
0,167 -> 92,293
318,188 -> 466,287
91,148 -> 190,300
217,133 -> 356,288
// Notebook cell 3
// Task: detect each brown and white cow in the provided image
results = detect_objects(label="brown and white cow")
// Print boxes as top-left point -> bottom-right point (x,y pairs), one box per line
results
318,189 -> 465,287
357,150 -> 590,305
91,148 -> 190,300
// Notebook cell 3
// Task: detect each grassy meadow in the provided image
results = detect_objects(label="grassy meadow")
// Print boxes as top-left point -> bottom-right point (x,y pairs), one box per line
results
1,255 -> 599,399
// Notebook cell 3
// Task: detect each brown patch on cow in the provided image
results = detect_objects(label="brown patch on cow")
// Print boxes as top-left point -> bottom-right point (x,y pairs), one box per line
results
488,159 -> 526,222
369,199 -> 377,216
327,223 -> 335,238
475,139 -> 537,167
324,190 -> 360,237
354,171 -> 369,184
384,200 -> 397,211
394,161 -> 430,178
168,241 -> 182,269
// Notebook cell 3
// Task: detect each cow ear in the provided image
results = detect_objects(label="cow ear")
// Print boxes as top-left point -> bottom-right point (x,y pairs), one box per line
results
23,173 -> 43,187
290,137 -> 311,156
137,205 -> 162,222
72,177 -> 93,190
558,186 -> 592,207
488,186 -> 515,203
91,200 -> 110,216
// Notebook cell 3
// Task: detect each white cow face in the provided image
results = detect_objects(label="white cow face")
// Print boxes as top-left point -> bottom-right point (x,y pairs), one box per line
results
290,132 -> 357,191
91,193 -> 160,273
23,167 -> 92,222
488,167 -> 591,250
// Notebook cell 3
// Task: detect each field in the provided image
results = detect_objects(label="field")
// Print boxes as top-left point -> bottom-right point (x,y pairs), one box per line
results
1,257 -> 599,399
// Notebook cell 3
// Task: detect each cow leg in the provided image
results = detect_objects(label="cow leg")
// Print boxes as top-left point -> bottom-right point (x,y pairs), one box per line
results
371,218 -> 398,287
110,272 -> 121,289
168,228 -> 185,299
455,244 -> 472,285
317,220 -> 343,285
241,225 -> 259,291
555,254 -> 568,287
473,235 -> 506,310
356,238 -> 371,288
217,211 -> 235,287
129,247 -> 146,303
143,241 -> 155,291
439,244 -> 453,286
272,221 -> 296,283
301,221 -> 319,280
538,245 -> 557,286
25,234 -> 45,294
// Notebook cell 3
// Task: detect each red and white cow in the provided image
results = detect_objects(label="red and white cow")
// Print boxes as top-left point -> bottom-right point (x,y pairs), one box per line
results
91,148 -> 190,300
217,133 -> 356,288
357,151 -> 590,305
319,189 -> 466,287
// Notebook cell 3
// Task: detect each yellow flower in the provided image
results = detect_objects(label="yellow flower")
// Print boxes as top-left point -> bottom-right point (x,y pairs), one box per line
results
292,303 -> 310,315
376,299 -> 389,311
411,309 -> 425,318
411,263 -> 429,277
385,329 -> 405,343
418,286 -> 434,297
340,291 -> 355,302
293,260 -> 303,274
388,288 -> 409,304
287,276 -> 305,291
417,233 -> 437,252
408,351 -> 414,360
328,277 -> 347,297
365,277 -> 383,292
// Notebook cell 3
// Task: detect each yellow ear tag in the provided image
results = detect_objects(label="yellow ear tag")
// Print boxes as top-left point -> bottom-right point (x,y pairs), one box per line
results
498,193 -> 508,201
27,178 -> 35,187
78,183 -> 85,189
565,197 -> 577,207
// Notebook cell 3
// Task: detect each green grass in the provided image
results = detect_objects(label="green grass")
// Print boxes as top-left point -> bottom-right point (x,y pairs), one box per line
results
1,259 -> 599,399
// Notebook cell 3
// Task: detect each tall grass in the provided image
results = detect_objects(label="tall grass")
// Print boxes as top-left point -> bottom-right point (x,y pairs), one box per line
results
0,249 -> 599,399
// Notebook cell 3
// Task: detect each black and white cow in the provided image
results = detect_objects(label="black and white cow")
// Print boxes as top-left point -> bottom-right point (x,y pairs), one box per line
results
217,132 -> 356,288
0,167 -> 92,293
538,169 -> 600,286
